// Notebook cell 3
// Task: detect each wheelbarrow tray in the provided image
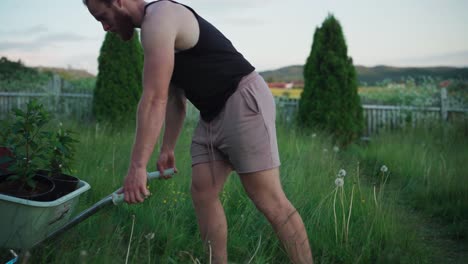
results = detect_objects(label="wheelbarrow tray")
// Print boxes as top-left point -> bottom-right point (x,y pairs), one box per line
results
0,180 -> 90,249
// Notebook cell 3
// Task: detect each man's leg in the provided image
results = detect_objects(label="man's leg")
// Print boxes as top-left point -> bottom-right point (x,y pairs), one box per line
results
239,167 -> 313,264
191,161 -> 232,264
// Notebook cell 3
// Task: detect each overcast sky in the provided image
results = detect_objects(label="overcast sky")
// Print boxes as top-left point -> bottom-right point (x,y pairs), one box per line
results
0,0 -> 467,75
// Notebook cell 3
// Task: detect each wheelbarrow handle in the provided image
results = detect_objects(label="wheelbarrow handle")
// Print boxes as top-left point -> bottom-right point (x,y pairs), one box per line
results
111,168 -> 175,204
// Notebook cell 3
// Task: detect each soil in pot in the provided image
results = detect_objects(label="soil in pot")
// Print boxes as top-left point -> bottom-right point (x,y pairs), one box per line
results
37,170 -> 79,199
0,174 -> 55,201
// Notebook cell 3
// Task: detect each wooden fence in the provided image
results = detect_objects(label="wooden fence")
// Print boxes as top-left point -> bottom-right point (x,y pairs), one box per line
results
0,73 -> 202,122
0,91 -> 203,122
361,104 -> 467,136
1,74 -> 93,120
1,87 -> 467,137
275,87 -> 468,136
0,92 -> 93,120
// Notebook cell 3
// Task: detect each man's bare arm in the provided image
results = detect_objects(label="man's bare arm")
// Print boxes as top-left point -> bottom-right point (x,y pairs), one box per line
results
124,3 -> 179,203
156,85 -> 186,176
161,85 -> 186,153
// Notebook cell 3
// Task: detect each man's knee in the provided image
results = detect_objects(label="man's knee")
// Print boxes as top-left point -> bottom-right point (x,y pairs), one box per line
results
191,162 -> 230,204
190,175 -> 223,205
253,195 -> 295,225
191,181 -> 220,203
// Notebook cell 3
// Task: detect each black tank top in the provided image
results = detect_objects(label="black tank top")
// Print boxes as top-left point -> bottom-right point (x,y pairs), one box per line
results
144,1 -> 255,122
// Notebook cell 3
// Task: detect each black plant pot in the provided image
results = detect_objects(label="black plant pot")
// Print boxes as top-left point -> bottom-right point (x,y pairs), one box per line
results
37,170 -> 79,200
0,173 -> 56,201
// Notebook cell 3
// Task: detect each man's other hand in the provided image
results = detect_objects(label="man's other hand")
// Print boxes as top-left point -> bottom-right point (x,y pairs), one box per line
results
157,150 -> 177,179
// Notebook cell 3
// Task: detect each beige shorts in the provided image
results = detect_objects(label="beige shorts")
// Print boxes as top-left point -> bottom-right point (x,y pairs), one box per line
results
190,71 -> 281,173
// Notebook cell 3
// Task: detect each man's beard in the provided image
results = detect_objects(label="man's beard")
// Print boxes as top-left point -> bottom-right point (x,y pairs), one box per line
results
115,11 -> 135,41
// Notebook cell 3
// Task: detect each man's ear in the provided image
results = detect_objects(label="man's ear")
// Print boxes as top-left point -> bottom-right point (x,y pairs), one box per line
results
114,0 -> 123,9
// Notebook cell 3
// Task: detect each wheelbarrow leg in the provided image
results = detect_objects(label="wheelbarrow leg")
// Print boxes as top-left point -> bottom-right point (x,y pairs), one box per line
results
5,250 -> 29,264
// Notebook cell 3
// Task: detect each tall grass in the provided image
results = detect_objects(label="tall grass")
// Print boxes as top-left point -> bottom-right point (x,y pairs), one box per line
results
22,119 -> 454,263
354,120 -> 468,240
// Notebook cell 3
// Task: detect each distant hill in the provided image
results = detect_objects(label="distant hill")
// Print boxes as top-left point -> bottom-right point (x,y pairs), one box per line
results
355,65 -> 468,85
0,57 -> 51,91
259,65 -> 468,85
0,57 -> 95,92
34,67 -> 96,93
35,66 -> 95,80
260,65 -> 304,83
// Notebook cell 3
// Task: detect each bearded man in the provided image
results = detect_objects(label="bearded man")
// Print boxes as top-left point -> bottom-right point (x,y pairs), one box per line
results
83,1 -> 313,263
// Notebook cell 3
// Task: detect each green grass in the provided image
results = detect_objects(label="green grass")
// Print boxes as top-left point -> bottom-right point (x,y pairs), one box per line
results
8,119 -> 465,263
351,121 -> 468,240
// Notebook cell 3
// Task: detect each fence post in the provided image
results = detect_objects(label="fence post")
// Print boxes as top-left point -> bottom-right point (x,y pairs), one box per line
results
440,87 -> 448,122
52,74 -> 61,113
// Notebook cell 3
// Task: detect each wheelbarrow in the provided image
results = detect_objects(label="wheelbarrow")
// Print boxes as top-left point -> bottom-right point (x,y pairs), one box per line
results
2,168 -> 175,264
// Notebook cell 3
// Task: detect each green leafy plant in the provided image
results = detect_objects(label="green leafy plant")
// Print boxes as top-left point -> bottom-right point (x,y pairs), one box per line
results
0,100 -> 79,191
0,100 -> 52,189
48,123 -> 78,177
298,14 -> 363,146
93,31 -> 143,123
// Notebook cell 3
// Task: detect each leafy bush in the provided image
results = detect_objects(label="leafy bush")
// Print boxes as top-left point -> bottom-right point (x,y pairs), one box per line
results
298,14 -> 363,146
92,31 -> 144,123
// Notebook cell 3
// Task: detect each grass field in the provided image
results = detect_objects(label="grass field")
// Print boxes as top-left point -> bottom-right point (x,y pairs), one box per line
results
271,84 -> 467,109
2,118 -> 467,263
269,88 -> 303,99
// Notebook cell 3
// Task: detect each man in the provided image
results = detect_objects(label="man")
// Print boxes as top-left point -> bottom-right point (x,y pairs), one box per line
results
84,0 -> 313,263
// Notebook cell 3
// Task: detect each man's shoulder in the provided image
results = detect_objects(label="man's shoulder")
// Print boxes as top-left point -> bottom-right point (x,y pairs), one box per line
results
144,1 -> 187,20
143,1 -> 197,33
142,1 -> 199,51
144,1 -> 172,19
141,1 -> 180,35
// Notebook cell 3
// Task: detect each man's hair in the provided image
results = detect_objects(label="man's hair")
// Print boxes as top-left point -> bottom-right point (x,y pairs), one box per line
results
82,0 -> 114,6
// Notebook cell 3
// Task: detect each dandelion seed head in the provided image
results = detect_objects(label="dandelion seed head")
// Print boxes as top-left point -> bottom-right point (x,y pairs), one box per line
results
333,146 -> 339,153
338,169 -> 346,177
312,133 -> 317,138
335,178 -> 344,187
323,148 -> 328,152
380,165 -> 388,173
145,232 -> 155,240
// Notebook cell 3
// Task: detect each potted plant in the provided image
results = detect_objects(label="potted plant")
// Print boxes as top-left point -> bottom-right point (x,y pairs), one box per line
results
0,100 -> 90,249
0,100 -> 55,201
39,123 -> 80,199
